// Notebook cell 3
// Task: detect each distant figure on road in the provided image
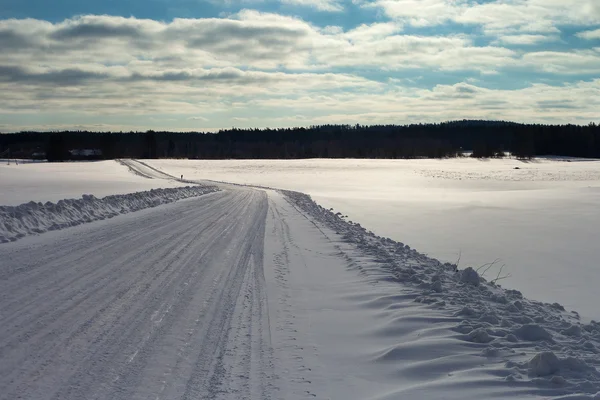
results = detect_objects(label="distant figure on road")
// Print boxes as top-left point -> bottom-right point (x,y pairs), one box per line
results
181,174 -> 183,180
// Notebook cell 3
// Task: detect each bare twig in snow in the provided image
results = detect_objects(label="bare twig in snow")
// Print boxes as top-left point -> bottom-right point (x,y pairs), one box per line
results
491,264 -> 511,284
476,258 -> 501,277
455,250 -> 462,269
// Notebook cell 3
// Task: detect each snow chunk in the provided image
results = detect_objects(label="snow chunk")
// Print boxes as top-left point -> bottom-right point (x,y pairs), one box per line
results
512,300 -> 524,310
430,280 -> 443,293
550,375 -> 566,385
481,347 -> 500,357
529,351 -> 560,377
506,333 -> 518,342
562,356 -> 594,373
455,306 -> 478,317
479,313 -> 500,325
583,341 -> 596,350
459,267 -> 480,286
468,328 -> 493,343
562,324 -> 583,337
514,324 -> 553,342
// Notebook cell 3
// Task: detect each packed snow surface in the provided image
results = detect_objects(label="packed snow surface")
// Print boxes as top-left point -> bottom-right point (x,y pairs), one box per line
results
146,158 -> 600,320
0,159 -> 185,206
2,181 -> 599,399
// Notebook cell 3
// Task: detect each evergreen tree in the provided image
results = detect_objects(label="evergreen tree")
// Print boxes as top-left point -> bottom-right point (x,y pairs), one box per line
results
46,133 -> 69,162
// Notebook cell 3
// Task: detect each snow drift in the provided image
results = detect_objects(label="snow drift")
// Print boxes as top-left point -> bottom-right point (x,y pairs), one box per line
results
0,185 -> 218,243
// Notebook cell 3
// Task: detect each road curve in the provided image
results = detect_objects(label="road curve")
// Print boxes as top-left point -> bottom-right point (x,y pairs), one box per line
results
0,188 -> 273,400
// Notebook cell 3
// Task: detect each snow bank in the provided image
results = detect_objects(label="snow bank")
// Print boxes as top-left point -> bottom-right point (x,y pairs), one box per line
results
0,185 -> 218,243
283,189 -> 600,398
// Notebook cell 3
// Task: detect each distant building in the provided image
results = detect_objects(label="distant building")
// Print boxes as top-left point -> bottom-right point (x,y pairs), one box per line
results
68,149 -> 103,160
69,149 -> 102,157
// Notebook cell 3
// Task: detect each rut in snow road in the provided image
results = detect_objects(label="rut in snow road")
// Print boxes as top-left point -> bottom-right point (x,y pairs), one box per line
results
0,189 -> 274,400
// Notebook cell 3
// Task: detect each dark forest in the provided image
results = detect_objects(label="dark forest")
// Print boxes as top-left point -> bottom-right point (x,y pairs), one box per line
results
1,120 -> 599,161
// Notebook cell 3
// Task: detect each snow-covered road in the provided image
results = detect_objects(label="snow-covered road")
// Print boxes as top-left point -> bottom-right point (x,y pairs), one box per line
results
1,184 -> 392,400
0,188 -> 275,400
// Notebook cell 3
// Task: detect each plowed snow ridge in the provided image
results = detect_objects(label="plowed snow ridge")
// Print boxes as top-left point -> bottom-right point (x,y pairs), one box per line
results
0,185 -> 218,243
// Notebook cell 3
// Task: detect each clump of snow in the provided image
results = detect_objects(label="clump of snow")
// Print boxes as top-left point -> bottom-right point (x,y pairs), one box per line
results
583,341 -> 596,350
430,279 -> 443,293
0,185 -> 218,243
529,351 -> 561,376
514,324 -> 553,342
563,324 -> 583,337
460,267 -> 481,286
550,375 -> 567,385
526,352 -> 598,380
506,333 -> 519,342
513,300 -> 524,310
479,313 -> 500,325
482,347 -> 500,357
455,306 -> 478,317
468,328 -> 493,343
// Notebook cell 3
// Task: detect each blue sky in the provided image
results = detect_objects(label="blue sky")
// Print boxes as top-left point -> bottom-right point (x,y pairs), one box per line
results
1,0 -> 599,132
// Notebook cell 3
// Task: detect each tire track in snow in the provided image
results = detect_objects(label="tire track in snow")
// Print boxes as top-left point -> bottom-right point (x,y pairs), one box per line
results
263,195 -> 322,399
0,192 -> 234,351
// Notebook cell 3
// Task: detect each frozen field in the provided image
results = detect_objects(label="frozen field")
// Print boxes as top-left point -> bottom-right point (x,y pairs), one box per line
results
147,158 -> 600,321
0,160 -> 185,206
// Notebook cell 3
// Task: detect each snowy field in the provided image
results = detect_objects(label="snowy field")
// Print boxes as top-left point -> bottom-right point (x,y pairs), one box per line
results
2,158 -> 600,399
0,159 -> 185,206
147,158 -> 600,321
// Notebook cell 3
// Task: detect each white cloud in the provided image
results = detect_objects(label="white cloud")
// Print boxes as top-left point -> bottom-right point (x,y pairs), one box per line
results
2,79 -> 599,131
239,79 -> 600,126
280,0 -> 344,11
0,13 -> 599,130
374,0 -> 462,25
313,34 -> 517,73
0,14 -> 520,74
366,0 -> 600,34
339,22 -> 403,41
577,29 -> 600,40
493,34 -> 559,46
0,63 -> 383,117
0,14 -> 596,82
522,50 -> 600,74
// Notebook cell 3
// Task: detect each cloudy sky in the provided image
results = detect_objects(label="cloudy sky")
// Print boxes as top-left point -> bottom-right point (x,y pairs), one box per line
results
1,0 -> 599,132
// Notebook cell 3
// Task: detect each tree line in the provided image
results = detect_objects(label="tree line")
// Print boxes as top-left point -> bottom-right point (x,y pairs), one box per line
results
1,120 -> 599,161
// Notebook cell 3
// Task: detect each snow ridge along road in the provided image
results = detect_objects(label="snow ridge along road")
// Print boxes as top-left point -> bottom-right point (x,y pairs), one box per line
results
0,185 -> 218,243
